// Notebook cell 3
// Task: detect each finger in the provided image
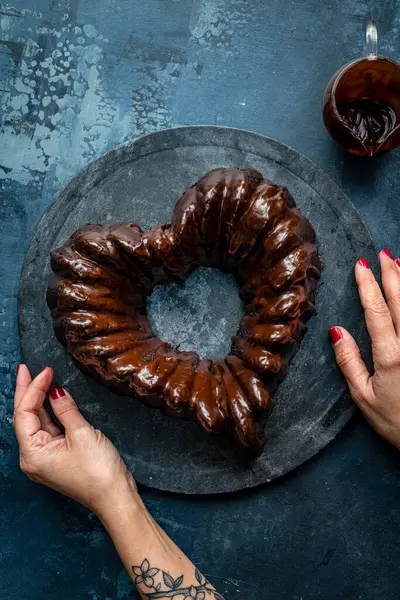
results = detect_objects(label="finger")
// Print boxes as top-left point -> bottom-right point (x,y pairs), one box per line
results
38,407 -> 63,437
382,248 -> 400,333
329,326 -> 372,406
355,258 -> 397,353
14,367 -> 54,442
49,386 -> 89,431
14,364 -> 32,409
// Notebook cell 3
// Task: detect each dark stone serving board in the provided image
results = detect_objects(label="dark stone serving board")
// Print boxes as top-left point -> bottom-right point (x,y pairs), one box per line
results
19,126 -> 377,494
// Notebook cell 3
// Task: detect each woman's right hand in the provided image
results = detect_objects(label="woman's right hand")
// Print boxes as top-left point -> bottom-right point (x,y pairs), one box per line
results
330,249 -> 400,449
14,365 -> 138,517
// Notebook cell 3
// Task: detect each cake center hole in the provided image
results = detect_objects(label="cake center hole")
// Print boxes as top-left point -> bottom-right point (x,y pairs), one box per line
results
148,267 -> 243,361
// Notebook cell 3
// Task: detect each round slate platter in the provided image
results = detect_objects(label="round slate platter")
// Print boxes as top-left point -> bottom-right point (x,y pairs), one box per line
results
19,126 -> 377,494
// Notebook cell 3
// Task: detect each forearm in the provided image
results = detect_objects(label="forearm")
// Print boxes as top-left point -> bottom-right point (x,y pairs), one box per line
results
98,482 -> 223,599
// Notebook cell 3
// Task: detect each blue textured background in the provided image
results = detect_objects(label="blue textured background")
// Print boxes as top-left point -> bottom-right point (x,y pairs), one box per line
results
1,1 -> 400,598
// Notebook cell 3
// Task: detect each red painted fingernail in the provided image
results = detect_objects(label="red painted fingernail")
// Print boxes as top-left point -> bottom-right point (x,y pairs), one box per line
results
396,257 -> 400,268
382,248 -> 393,259
41,365 -> 51,373
329,327 -> 343,345
358,258 -> 370,269
16,364 -> 20,375
49,386 -> 66,400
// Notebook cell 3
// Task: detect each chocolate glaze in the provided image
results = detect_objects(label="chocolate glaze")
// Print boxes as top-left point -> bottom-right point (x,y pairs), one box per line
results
47,168 -> 321,452
338,98 -> 397,146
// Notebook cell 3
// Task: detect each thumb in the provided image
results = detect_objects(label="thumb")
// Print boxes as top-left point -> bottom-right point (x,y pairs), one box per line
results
329,326 -> 372,405
49,386 -> 89,430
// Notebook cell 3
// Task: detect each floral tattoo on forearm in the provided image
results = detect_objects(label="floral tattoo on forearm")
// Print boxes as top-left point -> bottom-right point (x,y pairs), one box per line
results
132,559 -> 225,599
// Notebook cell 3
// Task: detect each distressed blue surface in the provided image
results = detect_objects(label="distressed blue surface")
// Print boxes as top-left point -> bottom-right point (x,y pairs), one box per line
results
1,1 -> 400,599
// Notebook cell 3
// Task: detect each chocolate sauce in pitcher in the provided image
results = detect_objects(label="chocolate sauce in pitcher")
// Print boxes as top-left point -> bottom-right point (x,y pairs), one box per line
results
323,22 -> 400,156
338,98 -> 397,145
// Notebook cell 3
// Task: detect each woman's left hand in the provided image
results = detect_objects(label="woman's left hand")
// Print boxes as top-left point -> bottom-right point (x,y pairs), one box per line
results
14,365 -> 137,516
14,365 -> 225,599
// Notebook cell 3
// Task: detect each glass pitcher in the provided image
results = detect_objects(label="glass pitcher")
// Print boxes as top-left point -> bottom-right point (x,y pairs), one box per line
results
323,22 -> 400,157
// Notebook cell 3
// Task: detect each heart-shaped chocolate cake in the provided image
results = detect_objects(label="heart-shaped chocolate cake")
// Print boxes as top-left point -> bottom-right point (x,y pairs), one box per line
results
47,168 -> 321,452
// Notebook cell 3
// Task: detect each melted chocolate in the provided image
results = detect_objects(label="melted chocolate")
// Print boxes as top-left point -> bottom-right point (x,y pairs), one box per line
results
339,98 -> 397,145
47,168 -> 321,452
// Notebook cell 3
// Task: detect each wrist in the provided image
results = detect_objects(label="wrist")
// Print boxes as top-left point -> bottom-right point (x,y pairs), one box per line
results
94,474 -> 144,526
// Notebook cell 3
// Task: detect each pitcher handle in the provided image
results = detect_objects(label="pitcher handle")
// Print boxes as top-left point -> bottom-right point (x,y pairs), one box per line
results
365,20 -> 378,58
